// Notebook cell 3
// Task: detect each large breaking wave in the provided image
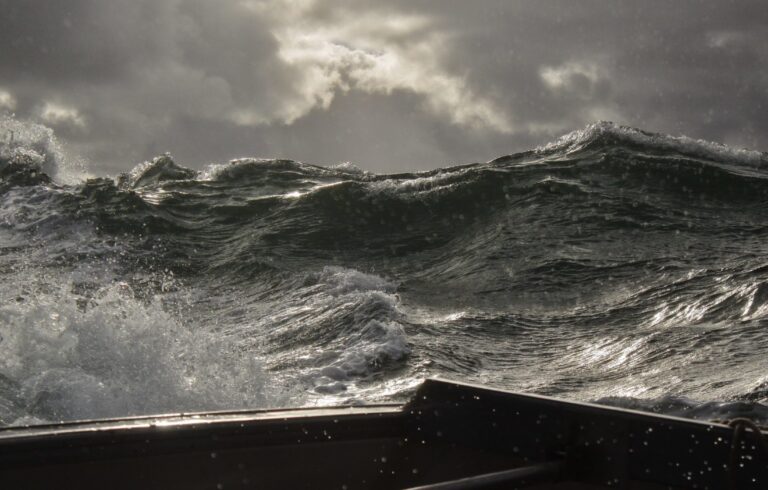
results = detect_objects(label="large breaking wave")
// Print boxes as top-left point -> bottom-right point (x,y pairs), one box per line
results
1,119 -> 767,425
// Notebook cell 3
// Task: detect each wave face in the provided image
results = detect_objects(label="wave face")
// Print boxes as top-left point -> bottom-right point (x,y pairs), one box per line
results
2,121 -> 768,425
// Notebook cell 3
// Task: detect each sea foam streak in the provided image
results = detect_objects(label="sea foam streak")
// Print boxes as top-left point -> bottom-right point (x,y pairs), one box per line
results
1,117 -> 767,425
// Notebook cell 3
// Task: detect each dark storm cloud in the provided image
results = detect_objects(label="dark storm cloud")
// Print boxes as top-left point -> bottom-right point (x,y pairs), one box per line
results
1,0 -> 766,174
410,1 -> 768,143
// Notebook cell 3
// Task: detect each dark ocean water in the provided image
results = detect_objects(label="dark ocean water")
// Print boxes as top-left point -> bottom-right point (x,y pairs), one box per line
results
1,119 -> 767,426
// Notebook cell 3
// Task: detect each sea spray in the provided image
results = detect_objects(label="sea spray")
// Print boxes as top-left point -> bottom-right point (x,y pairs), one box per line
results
2,119 -> 767,425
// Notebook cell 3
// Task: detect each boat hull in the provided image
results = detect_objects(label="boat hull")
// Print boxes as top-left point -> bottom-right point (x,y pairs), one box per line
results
0,379 -> 765,489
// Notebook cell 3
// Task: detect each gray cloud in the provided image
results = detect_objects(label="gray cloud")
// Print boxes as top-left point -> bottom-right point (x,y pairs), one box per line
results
1,0 -> 766,175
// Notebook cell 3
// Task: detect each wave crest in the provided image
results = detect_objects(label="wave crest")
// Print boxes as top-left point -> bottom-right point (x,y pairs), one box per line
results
532,121 -> 768,168
0,115 -> 89,184
119,153 -> 197,189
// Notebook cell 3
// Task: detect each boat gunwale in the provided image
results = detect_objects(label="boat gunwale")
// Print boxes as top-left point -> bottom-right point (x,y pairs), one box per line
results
411,378 -> 767,435
0,404 -> 404,443
2,377 -> 765,444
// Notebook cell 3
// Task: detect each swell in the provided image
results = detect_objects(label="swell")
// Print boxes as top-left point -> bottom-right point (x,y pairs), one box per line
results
2,121 -> 768,424
5,121 -> 768,323
4,122 -> 768,257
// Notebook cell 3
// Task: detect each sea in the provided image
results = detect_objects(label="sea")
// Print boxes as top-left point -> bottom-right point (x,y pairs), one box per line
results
1,118 -> 767,427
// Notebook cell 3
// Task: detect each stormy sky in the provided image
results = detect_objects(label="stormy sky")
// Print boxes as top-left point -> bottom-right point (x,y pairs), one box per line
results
1,0 -> 766,175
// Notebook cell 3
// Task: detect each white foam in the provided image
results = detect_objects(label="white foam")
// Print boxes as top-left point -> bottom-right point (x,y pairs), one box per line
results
0,281 -> 272,425
319,266 -> 397,296
199,158 -> 303,182
368,168 -> 469,197
267,267 -> 411,395
336,320 -> 409,375
317,268 -> 409,381
537,121 -> 768,168
0,115 -> 90,184
328,161 -> 369,176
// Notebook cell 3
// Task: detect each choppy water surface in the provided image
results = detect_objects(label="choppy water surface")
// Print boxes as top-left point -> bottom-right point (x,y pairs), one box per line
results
1,119 -> 767,426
